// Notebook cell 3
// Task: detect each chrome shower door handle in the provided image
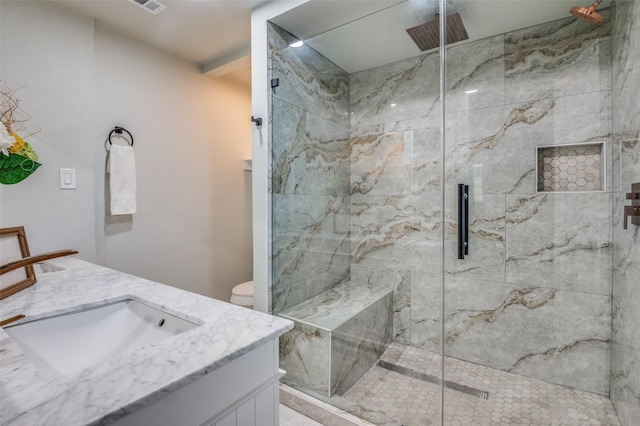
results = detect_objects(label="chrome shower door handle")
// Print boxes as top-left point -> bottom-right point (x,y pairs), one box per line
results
458,184 -> 469,259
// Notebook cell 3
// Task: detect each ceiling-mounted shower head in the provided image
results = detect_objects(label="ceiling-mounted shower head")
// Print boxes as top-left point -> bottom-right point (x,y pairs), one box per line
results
570,0 -> 604,24
406,13 -> 469,51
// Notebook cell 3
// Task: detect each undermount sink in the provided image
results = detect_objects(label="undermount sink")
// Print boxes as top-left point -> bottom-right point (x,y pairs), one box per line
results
5,299 -> 198,378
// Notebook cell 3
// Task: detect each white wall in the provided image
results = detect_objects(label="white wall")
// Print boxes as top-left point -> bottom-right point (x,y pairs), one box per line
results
0,1 -> 97,259
1,1 -> 252,302
94,24 -> 253,301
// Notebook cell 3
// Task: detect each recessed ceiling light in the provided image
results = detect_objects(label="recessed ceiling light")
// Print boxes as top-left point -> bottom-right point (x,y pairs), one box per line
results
465,89 -> 478,94
390,103 -> 397,107
289,40 -> 304,48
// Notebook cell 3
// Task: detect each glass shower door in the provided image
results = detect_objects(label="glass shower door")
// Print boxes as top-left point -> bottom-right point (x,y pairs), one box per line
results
441,1 -> 618,424
268,3 -> 446,423
266,0 -> 634,423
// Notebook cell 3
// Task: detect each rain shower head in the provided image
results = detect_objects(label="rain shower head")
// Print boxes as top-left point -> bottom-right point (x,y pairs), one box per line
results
406,13 -> 469,52
570,0 -> 604,24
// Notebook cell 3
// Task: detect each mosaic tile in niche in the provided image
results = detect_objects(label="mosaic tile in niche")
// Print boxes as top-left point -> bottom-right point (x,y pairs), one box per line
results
537,143 -> 604,192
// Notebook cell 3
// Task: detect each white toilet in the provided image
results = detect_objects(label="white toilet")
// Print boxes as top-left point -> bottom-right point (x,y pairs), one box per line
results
230,281 -> 254,308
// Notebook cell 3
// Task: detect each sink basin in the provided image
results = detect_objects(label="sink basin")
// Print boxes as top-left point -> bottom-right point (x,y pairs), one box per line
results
5,299 -> 198,378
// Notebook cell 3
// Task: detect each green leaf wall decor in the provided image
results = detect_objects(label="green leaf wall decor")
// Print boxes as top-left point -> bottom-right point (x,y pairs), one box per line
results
0,154 -> 41,185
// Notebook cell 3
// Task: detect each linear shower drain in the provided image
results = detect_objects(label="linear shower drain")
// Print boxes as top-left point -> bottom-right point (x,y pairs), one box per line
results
377,360 -> 490,400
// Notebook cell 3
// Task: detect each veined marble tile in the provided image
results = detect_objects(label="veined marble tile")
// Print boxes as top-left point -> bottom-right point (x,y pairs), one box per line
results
612,119 -> 640,192
611,298 -> 640,425
440,276 -> 611,395
269,22 -> 352,315
279,280 -> 391,332
332,292 -> 393,396
447,104 -> 514,151
349,52 -> 440,128
273,266 -> 351,317
280,322 -> 331,396
611,3 -> 640,422
612,193 -> 640,322
272,99 -> 350,195
551,90 -> 612,148
410,120 -> 443,197
272,99 -> 307,194
270,26 -> 349,127
508,336 -> 610,397
280,281 -> 393,398
444,193 -> 506,283
272,194 -> 351,313
353,115 -> 445,136
547,91 -> 613,193
350,264 -> 411,344
350,194 -> 441,272
410,270 -> 441,353
272,195 -> 350,254
447,91 -> 612,195
412,275 -> 610,395
445,100 -> 554,194
613,401 -> 640,426
350,129 -> 412,197
445,34 -> 506,113
505,192 -> 612,294
272,247 -> 350,313
612,0 -> 640,90
612,84 -> 640,145
505,15 -> 611,104
611,0 -> 640,196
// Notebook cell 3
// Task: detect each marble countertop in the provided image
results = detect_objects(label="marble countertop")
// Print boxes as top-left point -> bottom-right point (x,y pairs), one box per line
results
0,258 -> 293,426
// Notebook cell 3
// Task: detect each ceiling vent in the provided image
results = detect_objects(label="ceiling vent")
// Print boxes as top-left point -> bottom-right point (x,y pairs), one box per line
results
128,0 -> 167,15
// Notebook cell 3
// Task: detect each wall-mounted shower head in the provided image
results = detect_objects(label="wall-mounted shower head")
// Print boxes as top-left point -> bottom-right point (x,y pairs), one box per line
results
570,0 -> 604,24
406,13 -> 469,51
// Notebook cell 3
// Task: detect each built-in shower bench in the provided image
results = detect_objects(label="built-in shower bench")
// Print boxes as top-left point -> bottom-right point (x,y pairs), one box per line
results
278,281 -> 393,397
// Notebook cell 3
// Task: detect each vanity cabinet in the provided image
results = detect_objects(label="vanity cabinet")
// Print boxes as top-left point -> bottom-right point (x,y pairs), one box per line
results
111,340 -> 283,426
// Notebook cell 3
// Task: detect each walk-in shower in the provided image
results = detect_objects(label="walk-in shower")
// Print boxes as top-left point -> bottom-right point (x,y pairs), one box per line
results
266,0 -> 639,425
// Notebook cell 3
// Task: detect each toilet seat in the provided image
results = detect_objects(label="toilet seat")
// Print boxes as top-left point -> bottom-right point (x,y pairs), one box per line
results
230,281 -> 253,307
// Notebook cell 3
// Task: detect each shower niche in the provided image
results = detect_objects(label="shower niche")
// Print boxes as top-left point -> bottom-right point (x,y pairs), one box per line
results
537,142 -> 605,192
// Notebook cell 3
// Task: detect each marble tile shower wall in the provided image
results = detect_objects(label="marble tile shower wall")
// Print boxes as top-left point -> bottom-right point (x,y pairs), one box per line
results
349,15 -> 614,396
611,0 -> 640,424
269,24 -> 352,314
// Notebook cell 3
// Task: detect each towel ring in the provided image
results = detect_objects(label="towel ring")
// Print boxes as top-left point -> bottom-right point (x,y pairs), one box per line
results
108,127 -> 134,146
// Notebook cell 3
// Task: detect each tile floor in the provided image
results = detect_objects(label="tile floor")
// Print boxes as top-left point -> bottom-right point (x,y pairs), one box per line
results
338,343 -> 621,426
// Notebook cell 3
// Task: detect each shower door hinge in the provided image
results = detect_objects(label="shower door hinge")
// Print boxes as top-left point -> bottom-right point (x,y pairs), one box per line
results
271,78 -> 280,88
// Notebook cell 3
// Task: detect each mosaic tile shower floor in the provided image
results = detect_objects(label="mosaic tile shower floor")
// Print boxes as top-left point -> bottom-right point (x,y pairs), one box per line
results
341,343 -> 621,426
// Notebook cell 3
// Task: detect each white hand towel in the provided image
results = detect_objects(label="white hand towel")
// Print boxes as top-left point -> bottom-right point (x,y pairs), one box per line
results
108,144 -> 137,215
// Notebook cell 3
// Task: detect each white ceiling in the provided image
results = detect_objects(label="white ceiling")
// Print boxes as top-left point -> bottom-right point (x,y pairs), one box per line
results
272,0 -> 613,74
52,0 -> 612,78
50,0 -> 407,83
53,0 -> 268,78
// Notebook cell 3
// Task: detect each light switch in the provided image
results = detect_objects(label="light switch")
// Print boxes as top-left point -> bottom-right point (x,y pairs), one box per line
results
59,168 -> 76,189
